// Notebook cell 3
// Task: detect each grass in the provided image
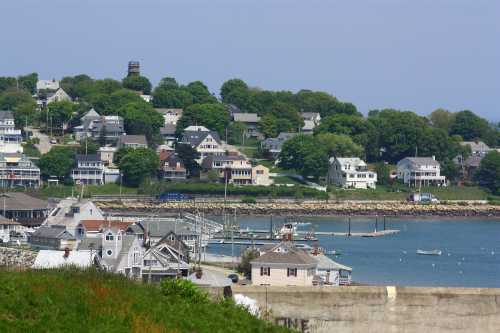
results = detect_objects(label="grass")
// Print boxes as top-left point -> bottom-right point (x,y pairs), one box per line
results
0,268 -> 289,333
328,185 -> 490,201
271,176 -> 303,186
29,183 -> 138,199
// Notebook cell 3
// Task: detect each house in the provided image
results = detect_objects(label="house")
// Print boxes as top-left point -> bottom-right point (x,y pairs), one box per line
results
202,155 -> 253,185
252,164 -> 271,186
141,240 -> 190,282
397,156 -> 446,187
160,124 -> 177,147
460,141 -> 491,156
32,249 -> 96,269
327,157 -> 377,189
75,219 -> 134,240
233,113 -> 262,139
0,111 -> 23,154
454,155 -> 483,181
98,227 -> 145,278
104,167 -> 121,184
180,126 -> 225,161
161,154 -> 187,180
300,112 -> 321,133
36,79 -> 60,92
0,192 -> 49,227
156,108 -> 183,125
118,135 -> 148,149
98,146 -> 117,166
0,153 -> 41,188
43,198 -> 104,236
261,132 -> 299,158
312,252 -> 352,286
74,109 -> 125,143
251,242 -> 318,286
71,154 -> 104,185
141,95 -> 153,103
28,225 -> 76,250
0,216 -> 22,243
45,88 -> 72,105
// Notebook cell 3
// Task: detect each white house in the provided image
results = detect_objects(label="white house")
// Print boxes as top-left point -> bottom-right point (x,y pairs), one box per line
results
0,216 -> 22,243
300,112 -> 321,133
460,141 -> 491,156
397,156 -> 446,187
180,126 -> 225,162
328,157 -> 377,189
36,79 -> 60,92
71,154 -> 104,185
0,111 -> 23,154
155,108 -> 183,125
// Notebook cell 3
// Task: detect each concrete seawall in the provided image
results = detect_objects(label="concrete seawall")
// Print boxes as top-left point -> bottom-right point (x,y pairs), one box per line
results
232,285 -> 500,332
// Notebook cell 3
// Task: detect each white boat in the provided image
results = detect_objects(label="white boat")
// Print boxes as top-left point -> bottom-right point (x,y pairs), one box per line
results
417,249 -> 442,256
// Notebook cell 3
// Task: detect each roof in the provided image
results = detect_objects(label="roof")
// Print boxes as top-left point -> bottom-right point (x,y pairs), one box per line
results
460,141 -> 491,153
100,234 -> 138,270
302,120 -> 316,131
335,157 -> 367,167
251,242 -> 317,266
160,124 -> 176,135
164,154 -> 185,168
32,250 -> 94,269
31,225 -> 74,240
300,112 -> 320,119
313,254 -> 352,271
0,193 -> 48,211
77,237 -> 103,251
464,155 -> 483,168
79,220 -> 134,233
184,125 -> 209,132
43,198 -> 104,233
201,154 -> 248,169
182,130 -> 221,147
155,108 -> 183,116
400,157 -> 440,167
76,154 -> 101,162
233,113 -> 260,123
119,135 -> 147,145
0,111 -> 14,120
138,219 -> 198,238
36,80 -> 60,91
81,108 -> 100,120
187,270 -> 232,287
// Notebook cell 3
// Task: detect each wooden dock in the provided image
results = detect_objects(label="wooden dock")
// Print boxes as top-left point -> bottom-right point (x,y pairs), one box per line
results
298,229 -> 400,237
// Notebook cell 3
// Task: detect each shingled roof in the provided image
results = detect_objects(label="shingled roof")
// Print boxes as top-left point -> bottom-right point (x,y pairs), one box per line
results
251,242 -> 317,267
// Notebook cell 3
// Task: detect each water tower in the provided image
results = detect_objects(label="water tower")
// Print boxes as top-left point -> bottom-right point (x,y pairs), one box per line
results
127,61 -> 140,77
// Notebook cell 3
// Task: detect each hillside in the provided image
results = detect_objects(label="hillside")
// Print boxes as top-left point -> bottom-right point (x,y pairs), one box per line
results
0,268 -> 290,333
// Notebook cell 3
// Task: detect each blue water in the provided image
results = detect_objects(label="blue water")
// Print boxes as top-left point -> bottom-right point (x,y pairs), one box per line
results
207,216 -> 500,288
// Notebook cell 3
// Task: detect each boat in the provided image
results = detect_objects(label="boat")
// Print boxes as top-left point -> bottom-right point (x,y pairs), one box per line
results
327,250 -> 342,256
417,249 -> 442,256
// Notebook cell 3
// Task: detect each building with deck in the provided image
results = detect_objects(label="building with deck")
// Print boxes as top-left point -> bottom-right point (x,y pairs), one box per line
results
328,157 -> 377,189
397,156 -> 446,187
0,192 -> 49,226
71,154 -> 104,185
180,126 -> 225,162
0,111 -> 23,154
0,153 -> 41,188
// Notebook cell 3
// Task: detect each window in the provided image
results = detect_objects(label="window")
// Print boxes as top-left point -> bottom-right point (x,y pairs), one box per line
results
260,267 -> 270,276
287,268 -> 297,277
105,232 -> 114,241
106,249 -> 113,256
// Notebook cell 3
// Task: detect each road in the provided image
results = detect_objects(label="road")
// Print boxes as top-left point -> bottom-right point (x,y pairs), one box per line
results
25,127 -> 52,154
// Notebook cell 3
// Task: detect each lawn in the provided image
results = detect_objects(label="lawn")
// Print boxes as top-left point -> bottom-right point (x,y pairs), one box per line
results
271,176 -> 303,186
0,268 -> 289,333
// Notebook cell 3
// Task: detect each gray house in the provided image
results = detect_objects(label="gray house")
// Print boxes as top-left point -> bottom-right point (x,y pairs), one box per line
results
28,225 -> 76,250
261,132 -> 299,158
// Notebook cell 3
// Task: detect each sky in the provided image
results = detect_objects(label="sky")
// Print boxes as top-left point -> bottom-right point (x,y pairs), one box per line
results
1,0 -> 499,121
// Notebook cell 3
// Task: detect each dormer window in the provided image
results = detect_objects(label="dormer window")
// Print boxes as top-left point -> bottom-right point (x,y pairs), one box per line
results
105,232 -> 114,241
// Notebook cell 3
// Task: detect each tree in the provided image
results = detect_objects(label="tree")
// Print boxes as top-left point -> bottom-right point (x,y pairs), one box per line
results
152,87 -> 193,108
227,122 -> 247,145
293,90 -> 360,118
0,77 -> 17,93
186,81 -> 217,104
237,248 -> 260,279
117,148 -> 159,187
441,158 -> 461,184
315,133 -> 364,158
268,101 -> 303,132
38,147 -> 75,180
474,151 -> 500,194
176,103 -> 230,137
175,143 -> 200,177
157,77 -> 179,90
47,101 -> 75,131
429,109 -> 455,133
122,75 -> 152,95
314,114 -> 375,148
114,148 -> 134,165
0,90 -> 34,110
450,110 -> 496,145
118,102 -> 163,143
17,73 -> 38,94
278,135 -> 316,172
375,162 -> 391,185
220,79 -> 248,103
78,138 -> 99,155
60,74 -> 94,99
301,148 -> 330,179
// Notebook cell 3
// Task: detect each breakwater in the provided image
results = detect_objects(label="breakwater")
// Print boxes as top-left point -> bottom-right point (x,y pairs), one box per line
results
0,247 -> 37,267
97,200 -> 500,217
231,285 -> 500,333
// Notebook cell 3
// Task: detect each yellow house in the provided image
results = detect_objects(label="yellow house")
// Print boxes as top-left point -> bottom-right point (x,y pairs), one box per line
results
252,164 -> 271,186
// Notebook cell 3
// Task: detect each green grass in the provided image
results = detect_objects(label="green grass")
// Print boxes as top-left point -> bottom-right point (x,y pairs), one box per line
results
29,183 -> 138,199
328,185 -> 489,201
271,176 -> 303,186
0,268 -> 289,333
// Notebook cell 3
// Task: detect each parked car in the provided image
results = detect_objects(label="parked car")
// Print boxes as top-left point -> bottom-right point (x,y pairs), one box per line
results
157,192 -> 192,202
408,192 -> 439,204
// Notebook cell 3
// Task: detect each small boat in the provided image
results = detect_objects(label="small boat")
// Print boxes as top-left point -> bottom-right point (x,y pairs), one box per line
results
417,249 -> 442,256
327,250 -> 342,256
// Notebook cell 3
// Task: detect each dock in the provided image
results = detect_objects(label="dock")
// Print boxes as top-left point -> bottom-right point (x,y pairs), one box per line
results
302,229 -> 400,237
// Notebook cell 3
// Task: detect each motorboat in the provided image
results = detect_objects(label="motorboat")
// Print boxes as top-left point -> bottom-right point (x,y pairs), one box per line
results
416,249 -> 442,256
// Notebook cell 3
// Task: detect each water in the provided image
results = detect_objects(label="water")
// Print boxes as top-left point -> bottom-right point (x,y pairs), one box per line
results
207,216 -> 500,288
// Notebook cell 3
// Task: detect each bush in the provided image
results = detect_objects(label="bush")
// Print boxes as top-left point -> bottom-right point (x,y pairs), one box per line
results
161,278 -> 208,303
241,196 -> 257,204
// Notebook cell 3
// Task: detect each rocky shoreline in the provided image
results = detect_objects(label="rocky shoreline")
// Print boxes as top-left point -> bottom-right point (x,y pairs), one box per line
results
97,200 -> 500,217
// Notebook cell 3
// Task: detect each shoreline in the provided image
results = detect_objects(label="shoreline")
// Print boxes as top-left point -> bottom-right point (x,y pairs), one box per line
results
97,200 -> 500,218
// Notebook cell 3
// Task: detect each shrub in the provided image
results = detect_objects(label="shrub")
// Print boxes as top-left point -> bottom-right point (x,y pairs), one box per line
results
161,278 -> 208,303
241,196 -> 257,204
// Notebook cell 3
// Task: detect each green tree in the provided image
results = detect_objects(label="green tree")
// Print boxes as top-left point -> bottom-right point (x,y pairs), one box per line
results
474,151 -> 500,194
78,138 -> 99,155
315,133 -> 364,158
38,147 -> 76,180
152,87 -> 193,108
0,90 -> 34,111
117,148 -> 159,187
375,162 -> 391,185
157,77 -> 179,90
47,101 -> 75,131
315,113 -> 376,149
93,79 -> 122,95
175,143 -> 200,177
227,122 -> 247,145
429,109 -> 455,133
17,73 -> 38,94
237,248 -> 260,279
176,103 -> 230,137
293,89 -> 360,118
186,81 -> 217,104
220,78 -> 249,103
450,110 -> 496,145
441,158 -> 461,184
301,148 -> 330,179
0,77 -> 17,93
122,75 -> 152,95
114,147 -> 134,165
118,102 -> 163,143
60,74 -> 94,99
278,135 -> 316,171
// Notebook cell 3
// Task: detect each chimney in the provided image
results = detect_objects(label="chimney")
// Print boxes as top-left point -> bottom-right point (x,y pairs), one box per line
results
63,247 -> 70,259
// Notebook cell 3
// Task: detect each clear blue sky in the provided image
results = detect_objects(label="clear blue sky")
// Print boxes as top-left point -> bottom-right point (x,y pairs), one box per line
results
1,0 -> 499,121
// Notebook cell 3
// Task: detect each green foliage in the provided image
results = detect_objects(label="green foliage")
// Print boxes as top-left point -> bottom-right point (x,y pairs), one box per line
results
0,269 -> 288,333
161,278 -> 208,303
175,143 -> 201,177
450,110 -> 497,146
153,87 -> 193,108
474,151 -> 500,195
22,143 -> 41,158
38,146 -> 76,180
429,108 -> 455,133
374,162 -> 391,185
17,73 -> 38,94
46,101 -> 75,129
117,101 -> 163,143
117,148 -> 159,187
77,138 -> 99,155
241,196 -> 257,204
176,103 -> 230,137
186,81 -> 217,104
122,75 -> 152,94
238,248 -> 260,279
227,122 -> 247,145
0,77 -> 17,93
